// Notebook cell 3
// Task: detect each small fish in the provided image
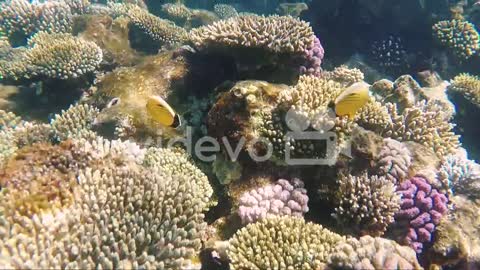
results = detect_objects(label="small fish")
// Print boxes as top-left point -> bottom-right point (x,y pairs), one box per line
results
334,81 -> 370,120
146,95 -> 182,128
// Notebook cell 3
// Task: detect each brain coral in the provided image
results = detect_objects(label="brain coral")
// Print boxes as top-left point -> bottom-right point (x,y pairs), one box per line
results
24,32 -> 103,80
0,137 -> 213,269
395,175 -> 449,253
433,19 -> 480,60
382,100 -> 460,157
190,15 -> 314,54
329,235 -> 422,270
333,172 -> 401,236
376,138 -> 412,183
110,3 -> 187,45
237,178 -> 309,224
227,216 -> 345,270
449,73 -> 480,107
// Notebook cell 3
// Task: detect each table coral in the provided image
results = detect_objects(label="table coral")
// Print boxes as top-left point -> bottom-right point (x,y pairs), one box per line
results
394,175 -> 449,253
227,216 -> 345,270
110,3 -> 187,45
433,19 -> 480,60
329,235 -> 423,270
190,15 -> 314,54
237,178 -> 309,224
333,172 -> 400,236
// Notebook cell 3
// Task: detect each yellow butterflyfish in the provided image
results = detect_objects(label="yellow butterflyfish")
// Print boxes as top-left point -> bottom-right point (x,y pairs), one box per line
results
334,81 -> 370,120
146,95 -> 182,128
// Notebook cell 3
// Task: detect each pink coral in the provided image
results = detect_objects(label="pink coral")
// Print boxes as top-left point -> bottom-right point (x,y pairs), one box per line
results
237,178 -> 309,224
300,36 -> 324,77
395,176 -> 449,253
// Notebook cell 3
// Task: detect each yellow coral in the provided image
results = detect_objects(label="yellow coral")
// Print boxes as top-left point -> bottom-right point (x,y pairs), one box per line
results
433,20 -> 480,60
227,216 -> 345,270
449,73 -> 480,106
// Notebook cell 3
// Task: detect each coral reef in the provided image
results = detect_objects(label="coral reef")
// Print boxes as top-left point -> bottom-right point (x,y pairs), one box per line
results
227,216 -> 345,270
433,19 -> 480,60
333,172 -> 401,236
213,4 -> 238,19
381,100 -> 459,157
438,152 -> 480,199
429,196 -> 480,268
191,15 -> 314,54
394,176 -> 449,253
0,134 -> 213,269
161,3 -> 194,22
50,103 -> 98,141
276,2 -> 309,17
376,138 -> 412,183
237,178 -> 309,224
300,36 -> 324,77
321,65 -> 364,87
110,3 -> 187,46
329,235 -> 422,270
449,73 -> 480,107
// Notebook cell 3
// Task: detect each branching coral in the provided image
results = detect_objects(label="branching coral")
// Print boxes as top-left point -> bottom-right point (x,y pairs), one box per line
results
438,153 -> 480,199
329,235 -> 422,270
321,65 -> 365,87
381,100 -> 460,157
333,172 -> 401,236
227,216 -> 345,270
376,138 -> 412,183
51,103 -> 99,141
433,19 -> 480,60
449,73 -> 480,106
190,15 -> 314,54
0,134 -> 213,269
23,32 -> 102,80
110,3 -> 187,45
237,178 -> 309,224
0,0 -> 38,41
395,176 -> 449,253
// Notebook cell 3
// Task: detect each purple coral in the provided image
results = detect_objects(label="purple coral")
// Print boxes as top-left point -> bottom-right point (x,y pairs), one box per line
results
300,36 -> 324,77
395,176 -> 449,253
237,178 -> 309,224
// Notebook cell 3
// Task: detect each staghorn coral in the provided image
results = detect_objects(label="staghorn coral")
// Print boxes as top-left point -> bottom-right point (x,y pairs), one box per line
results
321,65 -> 364,87
0,135 -> 213,269
190,15 -> 314,55
449,73 -> 480,106
213,4 -> 238,19
24,32 -> 103,80
381,100 -> 460,157
227,216 -> 345,270
433,19 -> 480,60
50,103 -> 99,141
394,175 -> 449,253
237,178 -> 309,224
329,235 -> 422,270
333,172 -> 401,236
438,153 -> 480,199
376,138 -> 412,183
110,3 -> 187,45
